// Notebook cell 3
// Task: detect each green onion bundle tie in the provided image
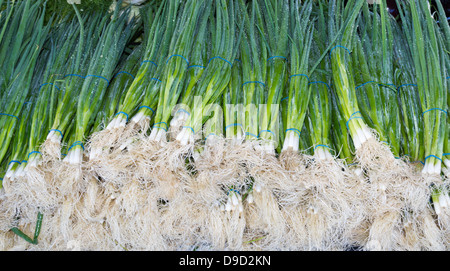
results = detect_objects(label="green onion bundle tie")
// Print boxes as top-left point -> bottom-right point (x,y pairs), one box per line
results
49,129 -> 63,139
183,126 -> 195,134
115,112 -> 129,122
289,74 -> 309,81
152,122 -> 168,131
246,132 -> 258,138
84,75 -> 110,86
267,56 -> 287,61
187,65 -> 206,69
225,123 -> 243,130
424,155 -> 442,162
309,81 -> 331,89
204,133 -> 216,140
314,144 -> 332,151
345,111 -> 363,130
28,151 -> 41,158
7,160 -> 21,166
227,188 -> 241,195
166,54 -> 189,65
355,81 -> 376,90
141,60 -> 158,67
176,108 -> 190,116
242,81 -> 266,87
329,45 -> 351,58
0,113 -> 19,121
64,74 -> 85,79
39,83 -> 60,91
208,56 -> 233,67
281,96 -> 289,102
150,78 -> 162,83
68,141 -> 84,151
285,128 -> 301,137
421,108 -> 448,116
139,105 -> 155,115
112,71 -> 135,79
258,130 -> 275,138
396,83 -> 417,94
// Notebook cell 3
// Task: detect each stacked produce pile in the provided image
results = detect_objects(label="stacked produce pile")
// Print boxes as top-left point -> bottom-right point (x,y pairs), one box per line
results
0,0 -> 449,251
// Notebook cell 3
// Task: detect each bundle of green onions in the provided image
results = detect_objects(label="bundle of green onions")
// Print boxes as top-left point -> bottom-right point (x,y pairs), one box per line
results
2,0 -> 450,251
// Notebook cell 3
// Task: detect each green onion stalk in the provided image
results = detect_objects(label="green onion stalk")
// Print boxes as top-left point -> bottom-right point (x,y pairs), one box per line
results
90,44 -> 144,141
392,20 -> 424,169
256,0 -> 289,155
43,9 -> 107,158
281,0 -> 313,153
99,2 -> 172,134
64,5 -> 138,165
0,0 -> 50,172
328,0 -> 373,155
396,0 -> 447,177
237,0 -> 267,145
148,0 -> 206,144
24,17 -> 81,175
176,0 -> 234,147
88,42 -> 145,160
169,2 -> 211,138
352,1 -> 403,160
435,1 -> 450,179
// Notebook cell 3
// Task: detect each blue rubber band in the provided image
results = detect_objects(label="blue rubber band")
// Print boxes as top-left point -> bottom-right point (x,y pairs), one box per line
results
153,122 -> 168,131
234,59 -> 241,62
258,130 -> 274,138
64,74 -> 85,79
268,56 -> 287,61
329,45 -> 351,57
39,83 -> 60,91
309,81 -> 331,90
346,112 -> 363,130
242,81 -> 266,88
289,74 -> 309,81
167,54 -> 189,66
139,105 -> 155,115
187,65 -> 206,69
245,132 -> 258,138
349,111 -> 361,118
225,123 -> 243,130
355,81 -> 376,90
204,133 -> 216,140
154,122 -> 168,128
227,188 -> 241,195
443,153 -> 450,156
151,78 -> 162,83
68,141 -> 84,151
397,84 -> 417,90
281,96 -> 289,102
8,160 -> 21,166
183,126 -> 195,134
85,75 -> 110,86
176,108 -> 190,116
0,113 -> 19,121
424,155 -> 442,162
141,60 -> 158,67
346,117 -> 363,130
28,151 -> 41,158
113,71 -> 135,79
314,144 -> 331,151
21,160 -> 27,164
285,128 -> 301,137
421,108 -> 448,116
115,111 -> 129,122
208,56 -> 233,67
49,129 -> 64,139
